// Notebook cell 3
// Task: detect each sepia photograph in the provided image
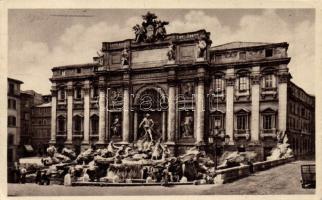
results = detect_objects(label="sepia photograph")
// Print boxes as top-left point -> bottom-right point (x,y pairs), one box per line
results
3,3 -> 318,198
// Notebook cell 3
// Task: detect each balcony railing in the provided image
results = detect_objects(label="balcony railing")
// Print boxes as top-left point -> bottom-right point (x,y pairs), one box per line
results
73,131 -> 84,138
234,129 -> 250,140
260,129 -> 277,139
56,131 -> 67,138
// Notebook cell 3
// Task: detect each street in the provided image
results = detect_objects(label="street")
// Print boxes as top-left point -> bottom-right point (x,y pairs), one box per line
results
8,160 -> 315,196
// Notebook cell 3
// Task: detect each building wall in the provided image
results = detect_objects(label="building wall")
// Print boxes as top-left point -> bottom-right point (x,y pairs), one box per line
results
7,78 -> 23,183
31,105 -> 51,155
287,82 -> 315,157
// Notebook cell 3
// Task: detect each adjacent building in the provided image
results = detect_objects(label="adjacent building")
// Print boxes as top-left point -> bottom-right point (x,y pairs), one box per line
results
7,77 -> 23,182
48,13 -> 315,160
31,101 -> 52,155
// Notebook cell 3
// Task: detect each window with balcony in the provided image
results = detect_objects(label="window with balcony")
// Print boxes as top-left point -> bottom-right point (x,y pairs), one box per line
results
263,114 -> 274,129
213,78 -> 224,94
238,76 -> 249,92
261,108 -> 277,138
262,74 -> 276,89
237,114 -> 248,130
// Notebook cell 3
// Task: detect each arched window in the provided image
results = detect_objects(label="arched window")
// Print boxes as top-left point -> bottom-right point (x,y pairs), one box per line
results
57,115 -> 66,133
90,115 -> 99,135
73,115 -> 83,134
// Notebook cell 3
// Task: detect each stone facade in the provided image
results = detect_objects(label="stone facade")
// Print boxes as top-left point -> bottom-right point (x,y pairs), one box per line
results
49,20 -> 315,160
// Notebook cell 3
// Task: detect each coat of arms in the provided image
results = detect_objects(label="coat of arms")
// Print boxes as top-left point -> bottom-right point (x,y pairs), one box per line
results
133,12 -> 169,43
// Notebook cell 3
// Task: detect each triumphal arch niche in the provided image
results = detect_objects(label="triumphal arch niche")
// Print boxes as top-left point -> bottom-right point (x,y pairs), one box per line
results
93,11 -> 212,154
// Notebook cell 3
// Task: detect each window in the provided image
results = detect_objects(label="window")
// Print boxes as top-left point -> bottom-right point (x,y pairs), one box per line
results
76,68 -> 81,74
73,115 -> 83,133
9,83 -> 15,94
263,74 -> 275,88
237,114 -> 248,130
90,115 -> 99,135
8,99 -> 16,110
263,115 -> 274,129
8,116 -> 16,127
75,87 -> 82,99
57,116 -> 66,133
239,51 -> 246,60
213,78 -> 224,93
239,76 -> 249,91
59,89 -> 65,100
92,86 -> 99,99
8,149 -> 13,163
8,134 -> 14,145
265,49 -> 273,57
210,112 -> 224,135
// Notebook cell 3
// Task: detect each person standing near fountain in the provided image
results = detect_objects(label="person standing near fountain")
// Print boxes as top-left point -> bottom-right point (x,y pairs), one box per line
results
139,113 -> 154,141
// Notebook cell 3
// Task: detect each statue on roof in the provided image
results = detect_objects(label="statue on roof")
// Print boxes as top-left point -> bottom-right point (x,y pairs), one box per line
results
132,12 -> 169,43
196,36 -> 207,60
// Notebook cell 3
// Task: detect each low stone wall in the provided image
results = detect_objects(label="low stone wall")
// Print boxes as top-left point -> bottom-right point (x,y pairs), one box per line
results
216,156 -> 294,184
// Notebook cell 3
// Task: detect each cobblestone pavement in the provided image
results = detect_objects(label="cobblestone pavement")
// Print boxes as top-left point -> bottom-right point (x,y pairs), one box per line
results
8,160 -> 315,196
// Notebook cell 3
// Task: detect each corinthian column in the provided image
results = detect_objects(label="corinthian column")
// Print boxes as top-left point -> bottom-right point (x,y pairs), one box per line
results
167,70 -> 176,144
195,67 -> 205,145
251,66 -> 260,142
65,81 -> 73,144
82,80 -> 90,144
98,82 -> 106,144
225,67 -> 235,143
122,86 -> 130,144
278,65 -> 289,134
49,85 -> 57,144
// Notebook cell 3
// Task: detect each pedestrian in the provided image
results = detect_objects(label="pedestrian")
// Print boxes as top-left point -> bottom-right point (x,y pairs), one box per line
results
35,170 -> 41,184
20,167 -> 27,184
64,170 -> 72,186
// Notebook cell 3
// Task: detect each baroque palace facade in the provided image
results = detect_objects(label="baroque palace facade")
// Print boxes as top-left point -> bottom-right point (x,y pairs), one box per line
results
49,13 -> 315,159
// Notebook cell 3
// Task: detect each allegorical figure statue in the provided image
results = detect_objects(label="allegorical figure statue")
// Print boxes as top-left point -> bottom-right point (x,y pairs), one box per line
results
167,43 -> 176,61
183,82 -> 194,97
182,112 -> 193,137
133,24 -> 146,43
111,115 -> 121,137
139,113 -> 154,141
121,47 -> 129,66
196,37 -> 207,59
155,20 -> 168,41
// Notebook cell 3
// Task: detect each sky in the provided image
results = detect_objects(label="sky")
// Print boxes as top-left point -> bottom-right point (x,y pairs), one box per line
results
8,9 -> 315,95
